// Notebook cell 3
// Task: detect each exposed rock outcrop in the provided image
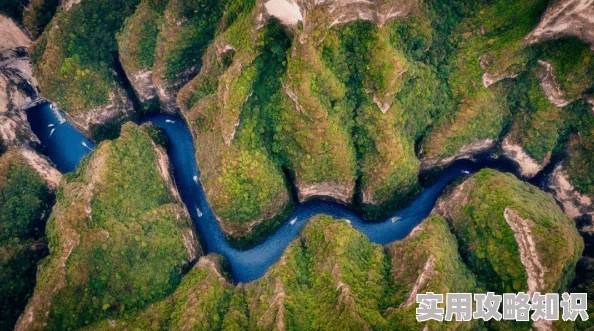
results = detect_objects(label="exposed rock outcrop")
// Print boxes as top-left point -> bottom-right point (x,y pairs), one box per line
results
434,169 -> 583,295
296,180 -> 353,204
535,59 -> 572,107
0,14 -> 61,187
263,0 -> 418,30
421,139 -> 495,170
547,164 -> 594,219
16,124 -> 199,331
480,54 -> 519,88
503,208 -> 547,296
128,69 -> 157,103
62,0 -> 82,11
501,136 -> 549,178
588,94 -> 594,111
525,0 -> 594,46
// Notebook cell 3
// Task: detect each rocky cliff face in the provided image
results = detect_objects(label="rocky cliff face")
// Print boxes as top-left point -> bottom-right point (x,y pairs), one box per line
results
263,0 -> 417,29
434,169 -> 583,296
434,169 -> 583,330
28,0 -> 137,135
0,14 -> 61,187
526,0 -> 594,46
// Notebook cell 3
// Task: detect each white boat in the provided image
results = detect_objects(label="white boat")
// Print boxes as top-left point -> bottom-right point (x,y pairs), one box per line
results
345,219 -> 351,224
193,175 -> 199,183
82,142 -> 93,151
196,206 -> 203,217
290,218 -> 297,225
391,216 -> 401,223
47,124 -> 55,128
166,119 -> 175,123
48,128 -> 55,138
462,170 -> 470,175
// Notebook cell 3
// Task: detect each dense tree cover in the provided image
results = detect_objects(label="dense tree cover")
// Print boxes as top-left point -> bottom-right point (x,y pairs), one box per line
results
0,152 -> 52,330
171,0 -> 593,236
176,6 -> 294,241
420,0 -> 548,159
0,0 -> 27,22
539,38 -> 594,102
440,169 -> 583,293
23,0 -> 59,38
31,0 -> 139,114
116,0 -> 162,110
84,181 -> 582,330
386,216 -> 481,330
319,22 -> 421,218
85,216 -> 390,330
563,100 -> 594,196
117,0 -> 163,75
275,33 -> 358,195
21,123 -> 198,330
505,72 -> 562,162
153,0 -> 226,84
0,152 -> 52,245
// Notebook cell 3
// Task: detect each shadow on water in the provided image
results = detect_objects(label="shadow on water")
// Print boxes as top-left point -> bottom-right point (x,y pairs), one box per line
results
27,109 -> 556,283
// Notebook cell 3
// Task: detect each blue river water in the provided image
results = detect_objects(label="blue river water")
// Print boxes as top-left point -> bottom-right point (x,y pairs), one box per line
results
27,106 -> 499,283
26,103 -> 95,172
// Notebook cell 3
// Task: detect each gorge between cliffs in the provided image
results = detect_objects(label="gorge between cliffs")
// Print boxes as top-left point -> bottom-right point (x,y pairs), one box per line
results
26,104 -> 547,283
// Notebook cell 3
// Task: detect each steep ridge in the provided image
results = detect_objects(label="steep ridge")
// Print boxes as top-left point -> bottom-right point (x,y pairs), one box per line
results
526,0 -> 594,46
15,123 -> 199,331
0,14 -> 62,187
80,176 -> 582,331
29,0 -> 138,136
0,151 -> 52,330
174,0 -> 425,238
7,1 -> 594,329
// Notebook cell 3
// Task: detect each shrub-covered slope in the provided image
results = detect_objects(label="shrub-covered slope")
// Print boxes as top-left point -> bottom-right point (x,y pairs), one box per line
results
435,169 -> 583,294
30,0 -> 138,133
169,0 -> 594,238
15,123 -> 199,331
0,151 -> 52,330
83,178 -> 581,330
23,0 -> 594,241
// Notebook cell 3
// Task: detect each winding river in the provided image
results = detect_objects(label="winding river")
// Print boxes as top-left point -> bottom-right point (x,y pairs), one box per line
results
27,105 -> 535,283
